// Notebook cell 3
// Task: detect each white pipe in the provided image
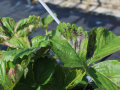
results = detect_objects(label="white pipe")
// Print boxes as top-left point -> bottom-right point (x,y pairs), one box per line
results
27,0 -> 31,6
38,0 -> 60,24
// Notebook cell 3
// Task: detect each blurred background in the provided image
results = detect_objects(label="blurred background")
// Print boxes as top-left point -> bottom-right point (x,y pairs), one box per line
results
0,0 -> 120,60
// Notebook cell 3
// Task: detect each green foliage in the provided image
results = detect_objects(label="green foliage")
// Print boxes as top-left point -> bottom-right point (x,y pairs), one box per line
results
31,36 -> 50,48
41,65 -> 85,90
0,17 -> 15,37
39,14 -> 54,29
7,37 -> 31,49
33,56 -> 57,85
50,23 -> 120,89
50,23 -> 88,67
87,28 -> 120,65
0,15 -> 120,90
91,60 -> 120,89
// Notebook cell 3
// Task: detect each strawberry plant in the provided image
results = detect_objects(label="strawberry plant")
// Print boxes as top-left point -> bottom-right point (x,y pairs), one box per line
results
0,15 -> 120,90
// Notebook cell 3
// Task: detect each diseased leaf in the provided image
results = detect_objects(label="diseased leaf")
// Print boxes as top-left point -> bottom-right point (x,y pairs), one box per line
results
0,17 -> 15,37
87,28 -> 120,65
16,25 -> 34,37
0,60 -> 14,90
1,48 -> 35,62
0,50 -> 33,90
14,62 -> 41,90
2,66 -> 23,90
0,15 -> 120,90
51,23 -> 88,67
13,63 -> 36,90
0,31 -> 9,42
14,15 -> 39,33
7,37 -> 30,48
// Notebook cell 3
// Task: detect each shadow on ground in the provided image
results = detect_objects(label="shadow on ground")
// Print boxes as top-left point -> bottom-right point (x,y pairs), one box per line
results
0,0 -> 120,33
46,3 -> 120,34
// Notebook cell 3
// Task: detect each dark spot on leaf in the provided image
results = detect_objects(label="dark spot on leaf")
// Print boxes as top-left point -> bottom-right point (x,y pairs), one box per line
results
80,33 -> 85,40
73,29 -> 78,35
75,40 -> 79,52
10,19 -> 14,23
23,24 -> 26,28
64,29 -> 67,32
79,33 -> 85,48
68,27 -> 72,31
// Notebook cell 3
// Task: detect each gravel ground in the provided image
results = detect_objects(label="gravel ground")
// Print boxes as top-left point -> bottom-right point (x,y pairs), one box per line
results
0,0 -> 120,61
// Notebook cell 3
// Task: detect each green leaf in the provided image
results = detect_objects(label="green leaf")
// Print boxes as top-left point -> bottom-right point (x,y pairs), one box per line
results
0,85 -> 3,90
0,76 -> 13,90
0,17 -> 15,37
14,15 -> 39,33
0,50 -> 6,55
65,68 -> 86,89
33,56 -> 57,85
87,60 -> 120,90
7,37 -> 30,48
92,60 -> 120,89
40,14 -> 54,29
51,37 -> 80,67
16,25 -> 33,37
9,61 -> 15,68
0,60 -> 6,83
14,83 -> 36,90
0,60 -> 14,90
0,49 -> 33,89
0,48 -> 34,89
51,23 -> 88,67
33,47 -> 50,60
36,86 -> 43,90
0,31 -> 9,43
31,36 -> 50,48
1,48 -> 35,62
14,63 -> 37,90
43,65 -> 85,90
87,28 -> 120,65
